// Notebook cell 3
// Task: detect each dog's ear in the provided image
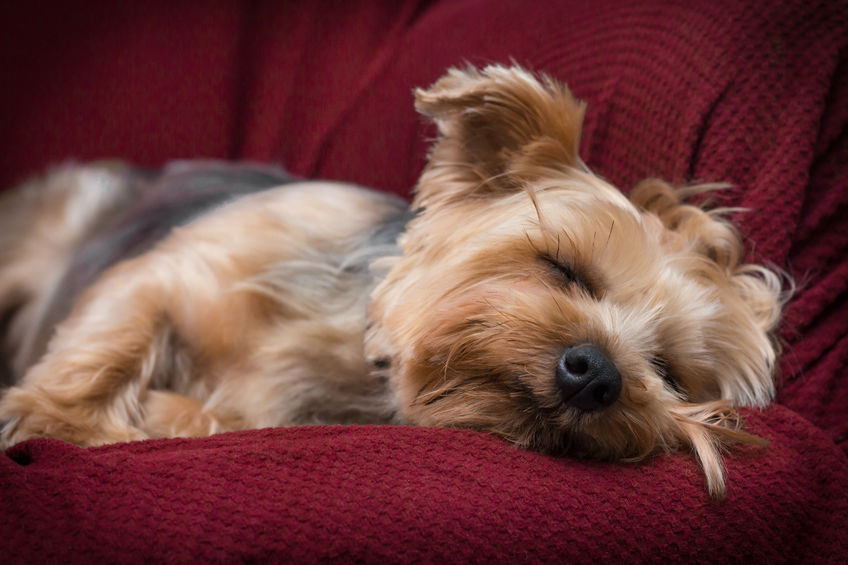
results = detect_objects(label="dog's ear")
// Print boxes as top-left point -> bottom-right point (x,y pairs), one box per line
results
630,179 -> 745,269
414,65 -> 586,207
631,178 -> 786,342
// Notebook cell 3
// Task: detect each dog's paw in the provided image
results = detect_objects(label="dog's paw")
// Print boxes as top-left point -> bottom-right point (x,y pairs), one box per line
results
0,386 -> 146,448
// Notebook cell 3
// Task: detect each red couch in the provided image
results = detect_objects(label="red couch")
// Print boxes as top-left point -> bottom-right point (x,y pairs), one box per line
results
1,1 -> 846,562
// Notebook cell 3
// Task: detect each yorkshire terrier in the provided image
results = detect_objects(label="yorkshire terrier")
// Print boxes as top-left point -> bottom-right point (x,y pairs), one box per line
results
0,65 -> 786,498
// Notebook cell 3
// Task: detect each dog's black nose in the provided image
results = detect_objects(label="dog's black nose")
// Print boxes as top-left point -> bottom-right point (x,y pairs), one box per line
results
556,345 -> 622,411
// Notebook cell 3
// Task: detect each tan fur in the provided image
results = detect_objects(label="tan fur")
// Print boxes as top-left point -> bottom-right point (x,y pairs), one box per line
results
0,65 -> 787,499
0,163 -> 134,378
366,65 -> 786,498
0,181 -> 404,445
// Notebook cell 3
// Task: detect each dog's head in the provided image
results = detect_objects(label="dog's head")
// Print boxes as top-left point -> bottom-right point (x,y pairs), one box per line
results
367,65 -> 785,498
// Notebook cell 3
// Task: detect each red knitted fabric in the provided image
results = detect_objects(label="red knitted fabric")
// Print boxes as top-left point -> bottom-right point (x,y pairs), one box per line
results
0,408 -> 844,563
1,0 -> 846,562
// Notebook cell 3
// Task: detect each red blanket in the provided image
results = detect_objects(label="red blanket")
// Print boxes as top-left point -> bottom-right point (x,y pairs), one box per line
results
1,0 -> 846,562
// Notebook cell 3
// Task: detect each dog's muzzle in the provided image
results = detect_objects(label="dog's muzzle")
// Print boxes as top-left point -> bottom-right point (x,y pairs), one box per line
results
555,345 -> 622,411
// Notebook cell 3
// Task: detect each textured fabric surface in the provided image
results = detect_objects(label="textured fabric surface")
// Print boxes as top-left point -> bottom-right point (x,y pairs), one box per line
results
1,0 -> 847,562
1,407 -> 846,563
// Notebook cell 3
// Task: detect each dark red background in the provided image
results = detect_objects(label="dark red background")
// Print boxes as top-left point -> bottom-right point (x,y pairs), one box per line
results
1,1 -> 846,562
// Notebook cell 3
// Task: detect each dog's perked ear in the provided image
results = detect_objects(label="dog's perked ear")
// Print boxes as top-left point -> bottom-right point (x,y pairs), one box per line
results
414,65 -> 586,207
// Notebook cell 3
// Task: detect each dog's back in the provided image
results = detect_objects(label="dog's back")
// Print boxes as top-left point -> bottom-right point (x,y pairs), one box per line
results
0,164 -> 136,383
0,162 -> 298,384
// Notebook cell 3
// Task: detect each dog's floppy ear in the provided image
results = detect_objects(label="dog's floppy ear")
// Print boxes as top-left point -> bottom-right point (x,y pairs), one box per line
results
414,65 -> 586,207
631,178 -> 786,342
630,179 -> 745,269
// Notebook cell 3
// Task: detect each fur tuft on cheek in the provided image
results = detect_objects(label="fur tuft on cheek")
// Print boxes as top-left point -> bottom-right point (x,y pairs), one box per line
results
671,402 -> 768,499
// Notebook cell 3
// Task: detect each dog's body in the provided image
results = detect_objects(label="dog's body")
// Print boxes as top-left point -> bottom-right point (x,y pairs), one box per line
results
0,164 -> 409,439
0,66 -> 786,498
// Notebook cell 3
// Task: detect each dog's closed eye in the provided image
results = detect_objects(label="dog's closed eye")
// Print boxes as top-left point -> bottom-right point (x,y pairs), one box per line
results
540,255 -> 595,296
650,356 -> 684,396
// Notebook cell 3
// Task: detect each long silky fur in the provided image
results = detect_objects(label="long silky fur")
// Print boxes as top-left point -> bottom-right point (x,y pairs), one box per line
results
0,66 -> 788,501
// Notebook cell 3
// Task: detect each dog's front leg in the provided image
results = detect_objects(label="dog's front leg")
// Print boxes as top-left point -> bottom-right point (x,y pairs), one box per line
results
0,256 -> 192,448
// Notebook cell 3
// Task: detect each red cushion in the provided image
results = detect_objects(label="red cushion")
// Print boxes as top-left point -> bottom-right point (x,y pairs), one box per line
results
1,0 -> 846,561
2,407 -> 846,562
